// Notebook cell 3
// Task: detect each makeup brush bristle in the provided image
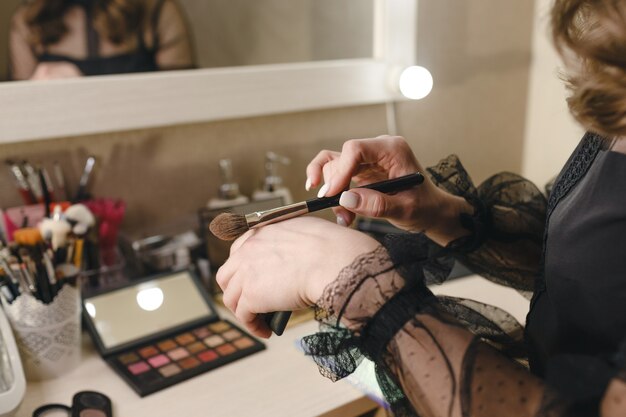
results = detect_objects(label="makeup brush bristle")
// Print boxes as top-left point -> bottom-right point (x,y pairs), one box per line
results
209,212 -> 249,241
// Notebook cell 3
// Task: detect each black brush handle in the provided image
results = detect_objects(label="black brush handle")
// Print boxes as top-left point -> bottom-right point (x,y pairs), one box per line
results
305,172 -> 425,212
264,311 -> 292,336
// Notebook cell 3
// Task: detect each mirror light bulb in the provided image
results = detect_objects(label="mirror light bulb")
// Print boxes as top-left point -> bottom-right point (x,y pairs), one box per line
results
136,287 -> 164,312
398,66 -> 433,100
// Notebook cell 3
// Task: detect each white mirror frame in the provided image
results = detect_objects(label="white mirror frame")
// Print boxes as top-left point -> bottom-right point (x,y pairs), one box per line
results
0,0 -> 417,144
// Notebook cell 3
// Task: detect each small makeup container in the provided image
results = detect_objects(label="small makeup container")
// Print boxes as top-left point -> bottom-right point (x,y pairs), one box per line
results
71,391 -> 112,417
82,269 -> 264,396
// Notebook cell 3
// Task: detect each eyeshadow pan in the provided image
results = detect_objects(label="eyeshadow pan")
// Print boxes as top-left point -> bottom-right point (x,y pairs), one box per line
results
233,337 -> 255,350
204,335 -> 224,348
193,327 -> 211,339
197,350 -> 218,363
216,343 -> 236,356
138,346 -> 159,359
209,321 -> 230,333
158,363 -> 182,377
148,354 -> 170,368
222,329 -> 242,341
175,333 -> 196,346
167,347 -> 189,361
128,361 -> 150,375
178,356 -> 201,370
118,352 -> 140,365
158,339 -> 177,352
187,341 -> 205,354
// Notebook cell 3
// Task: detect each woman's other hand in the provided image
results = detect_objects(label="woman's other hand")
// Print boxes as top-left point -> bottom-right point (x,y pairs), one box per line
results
306,135 -> 472,245
31,62 -> 83,80
215,217 -> 379,338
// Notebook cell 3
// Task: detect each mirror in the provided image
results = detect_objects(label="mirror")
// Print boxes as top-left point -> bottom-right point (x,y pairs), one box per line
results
0,0 -> 416,143
84,271 -> 214,349
0,0 -> 374,82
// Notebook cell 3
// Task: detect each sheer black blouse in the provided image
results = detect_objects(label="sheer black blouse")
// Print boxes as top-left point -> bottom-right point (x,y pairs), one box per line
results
303,133 -> 626,417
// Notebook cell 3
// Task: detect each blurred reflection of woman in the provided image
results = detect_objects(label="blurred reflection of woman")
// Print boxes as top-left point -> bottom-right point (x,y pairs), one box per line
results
9,0 -> 194,80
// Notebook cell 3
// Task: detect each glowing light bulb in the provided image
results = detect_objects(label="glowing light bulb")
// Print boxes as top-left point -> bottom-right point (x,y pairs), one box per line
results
136,287 -> 164,312
398,66 -> 433,100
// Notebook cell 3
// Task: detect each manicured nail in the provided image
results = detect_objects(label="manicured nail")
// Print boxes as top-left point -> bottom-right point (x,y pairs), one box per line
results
339,191 -> 359,209
305,178 -> 312,191
317,183 -> 330,198
336,216 -> 347,227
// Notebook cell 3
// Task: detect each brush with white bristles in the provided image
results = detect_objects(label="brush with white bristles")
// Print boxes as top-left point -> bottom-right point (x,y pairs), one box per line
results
208,172 -> 425,335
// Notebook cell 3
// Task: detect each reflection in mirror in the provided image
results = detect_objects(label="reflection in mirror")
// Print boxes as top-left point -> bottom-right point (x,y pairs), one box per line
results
0,0 -> 374,81
180,0 -> 374,68
1,0 -> 194,81
84,272 -> 212,349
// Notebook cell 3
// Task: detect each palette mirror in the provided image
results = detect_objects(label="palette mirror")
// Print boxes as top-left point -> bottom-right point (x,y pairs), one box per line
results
0,0 -> 416,143
84,271 -> 215,351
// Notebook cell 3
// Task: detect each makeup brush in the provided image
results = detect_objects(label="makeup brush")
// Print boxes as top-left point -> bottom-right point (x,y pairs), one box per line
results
210,172 -> 425,241
209,172 -> 425,336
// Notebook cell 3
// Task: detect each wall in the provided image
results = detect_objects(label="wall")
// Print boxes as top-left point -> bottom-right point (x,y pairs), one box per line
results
0,0 -> 535,239
521,0 -> 584,187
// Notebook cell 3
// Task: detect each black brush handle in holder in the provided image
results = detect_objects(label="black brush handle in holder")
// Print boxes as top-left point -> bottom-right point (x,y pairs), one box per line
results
306,172 -> 425,212
266,173 -> 424,336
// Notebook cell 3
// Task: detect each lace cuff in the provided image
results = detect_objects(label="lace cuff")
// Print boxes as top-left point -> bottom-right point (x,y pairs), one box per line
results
427,154 -> 548,291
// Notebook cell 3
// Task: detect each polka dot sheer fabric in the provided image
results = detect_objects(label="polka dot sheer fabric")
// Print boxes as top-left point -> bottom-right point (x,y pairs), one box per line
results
302,145 -> 626,417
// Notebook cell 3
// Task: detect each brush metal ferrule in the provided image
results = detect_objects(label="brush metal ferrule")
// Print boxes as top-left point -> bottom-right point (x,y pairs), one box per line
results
245,201 -> 309,229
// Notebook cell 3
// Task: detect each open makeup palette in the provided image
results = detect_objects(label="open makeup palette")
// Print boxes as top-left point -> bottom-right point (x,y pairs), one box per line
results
82,270 -> 264,396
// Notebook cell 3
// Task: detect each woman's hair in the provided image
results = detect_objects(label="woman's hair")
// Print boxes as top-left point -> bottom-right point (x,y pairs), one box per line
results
23,0 -> 146,47
552,0 -> 626,137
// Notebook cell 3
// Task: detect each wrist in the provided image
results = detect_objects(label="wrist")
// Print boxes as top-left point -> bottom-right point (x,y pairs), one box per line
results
424,191 -> 474,246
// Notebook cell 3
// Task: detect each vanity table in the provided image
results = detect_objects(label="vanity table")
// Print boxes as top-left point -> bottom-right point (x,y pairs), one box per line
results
15,313 -> 379,417
14,274 -> 529,417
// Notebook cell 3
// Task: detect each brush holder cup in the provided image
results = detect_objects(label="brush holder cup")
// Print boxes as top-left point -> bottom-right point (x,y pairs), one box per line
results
2,284 -> 82,381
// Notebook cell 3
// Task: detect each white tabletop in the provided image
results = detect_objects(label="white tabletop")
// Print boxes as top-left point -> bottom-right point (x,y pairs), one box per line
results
14,274 -> 530,417
15,313 -> 377,417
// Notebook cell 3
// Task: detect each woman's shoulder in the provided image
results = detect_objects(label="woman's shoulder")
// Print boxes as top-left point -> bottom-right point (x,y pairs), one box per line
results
10,4 -> 33,38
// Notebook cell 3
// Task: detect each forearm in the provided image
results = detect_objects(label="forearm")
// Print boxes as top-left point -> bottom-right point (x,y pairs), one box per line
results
383,314 -> 547,417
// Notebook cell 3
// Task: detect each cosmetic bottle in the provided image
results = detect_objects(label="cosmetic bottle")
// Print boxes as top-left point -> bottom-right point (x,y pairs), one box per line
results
252,152 -> 293,204
207,159 -> 249,209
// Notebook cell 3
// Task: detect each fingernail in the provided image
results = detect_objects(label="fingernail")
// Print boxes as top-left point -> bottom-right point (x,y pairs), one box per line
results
305,178 -> 312,191
317,183 -> 330,198
336,216 -> 347,227
339,191 -> 359,209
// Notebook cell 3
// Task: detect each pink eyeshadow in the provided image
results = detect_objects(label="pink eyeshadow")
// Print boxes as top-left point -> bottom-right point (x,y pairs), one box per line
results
128,361 -> 150,375
167,347 -> 189,361
148,354 -> 170,368
193,327 -> 211,339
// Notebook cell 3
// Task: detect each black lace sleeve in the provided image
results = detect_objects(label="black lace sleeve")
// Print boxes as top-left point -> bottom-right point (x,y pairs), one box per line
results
427,155 -> 547,292
302,243 -> 626,417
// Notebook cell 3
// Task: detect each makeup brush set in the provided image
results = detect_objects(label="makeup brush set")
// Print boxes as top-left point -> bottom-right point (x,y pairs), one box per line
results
5,156 -> 95,209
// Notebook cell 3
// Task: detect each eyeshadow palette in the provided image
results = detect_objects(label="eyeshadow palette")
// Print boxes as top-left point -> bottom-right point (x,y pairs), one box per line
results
82,270 -> 264,396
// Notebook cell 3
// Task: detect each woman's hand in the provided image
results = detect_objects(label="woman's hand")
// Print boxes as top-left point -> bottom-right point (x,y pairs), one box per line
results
216,216 -> 379,338
306,135 -> 472,245
31,62 -> 82,80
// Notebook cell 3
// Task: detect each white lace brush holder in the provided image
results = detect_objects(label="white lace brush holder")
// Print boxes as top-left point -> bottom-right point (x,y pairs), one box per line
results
3,285 -> 81,381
